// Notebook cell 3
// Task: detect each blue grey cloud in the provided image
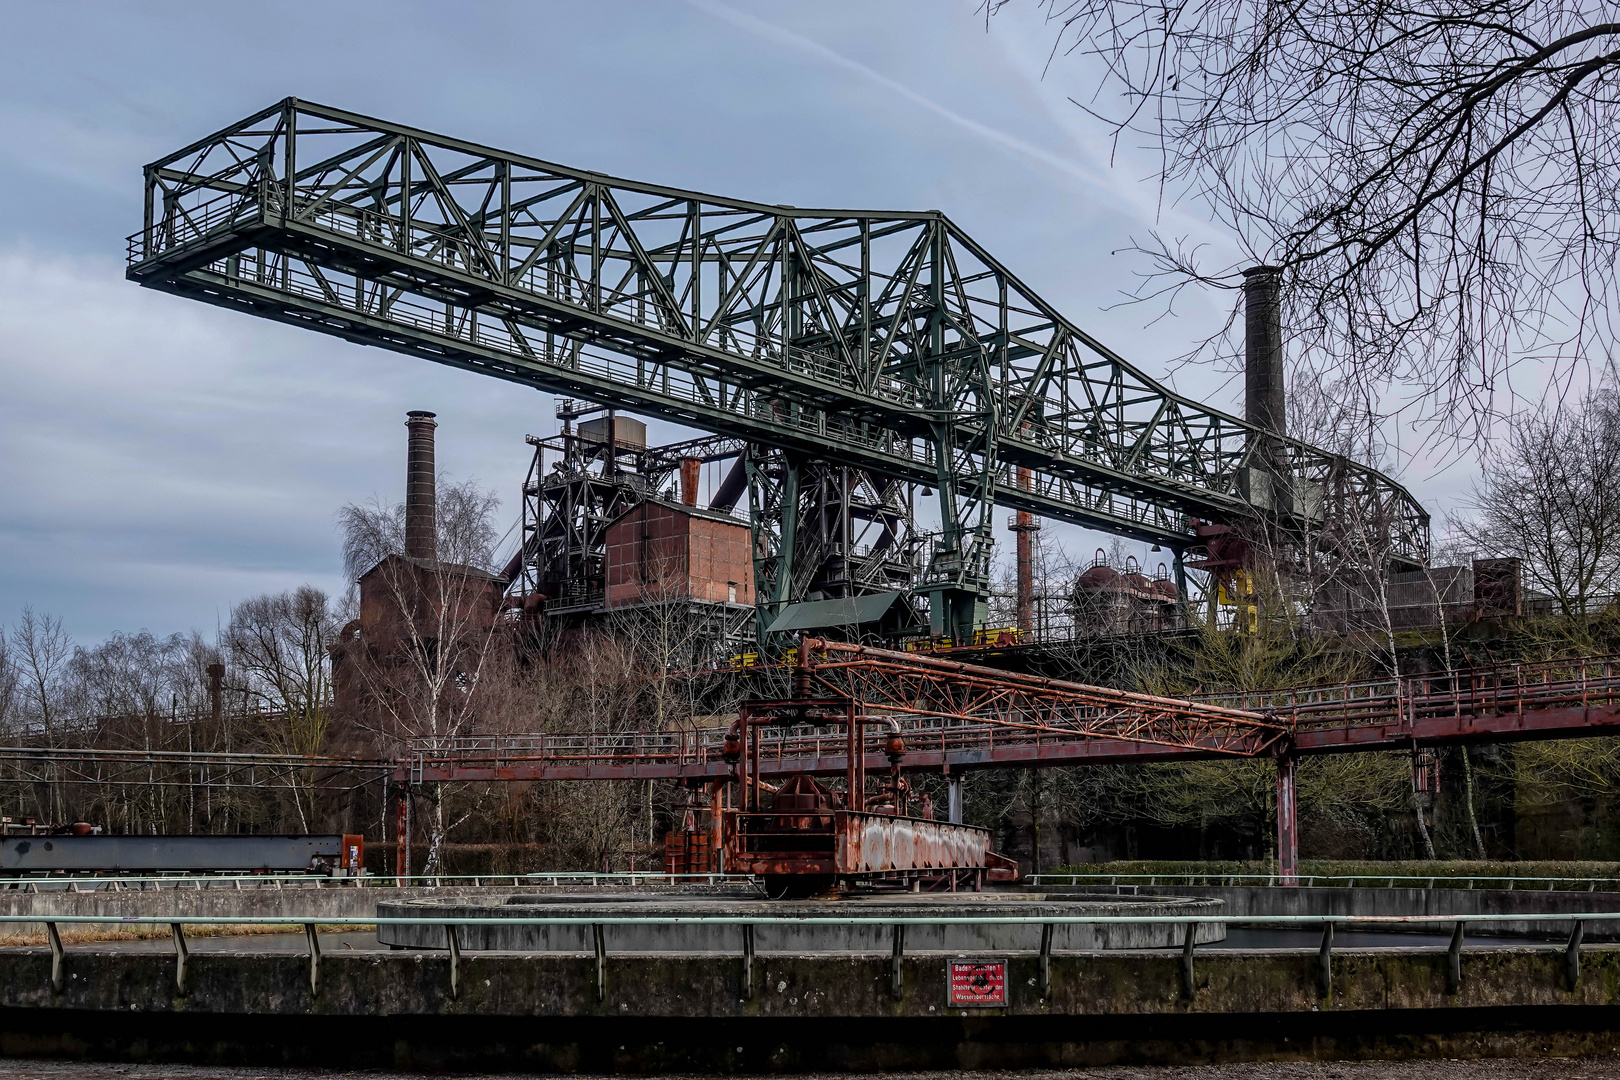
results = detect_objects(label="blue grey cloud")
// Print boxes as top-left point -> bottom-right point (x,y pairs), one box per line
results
0,1 -> 1476,642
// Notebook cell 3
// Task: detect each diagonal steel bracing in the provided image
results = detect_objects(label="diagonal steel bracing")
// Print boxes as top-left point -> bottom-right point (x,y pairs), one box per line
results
126,99 -> 1430,637
791,638 -> 1287,757
406,654 -> 1620,783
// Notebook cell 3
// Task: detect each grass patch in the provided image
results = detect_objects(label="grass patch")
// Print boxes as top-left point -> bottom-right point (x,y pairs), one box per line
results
1045,859 -> 1620,885
0,923 -> 373,947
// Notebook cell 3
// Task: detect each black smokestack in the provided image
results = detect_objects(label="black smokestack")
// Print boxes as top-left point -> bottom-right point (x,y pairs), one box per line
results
405,410 -> 437,562
1242,265 -> 1285,437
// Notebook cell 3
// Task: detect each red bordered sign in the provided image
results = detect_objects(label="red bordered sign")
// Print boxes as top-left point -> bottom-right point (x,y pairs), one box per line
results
947,959 -> 1007,1007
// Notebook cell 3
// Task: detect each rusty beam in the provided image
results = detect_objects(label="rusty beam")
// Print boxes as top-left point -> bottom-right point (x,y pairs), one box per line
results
795,638 -> 1286,757
407,653 -> 1620,784
410,699 -> 1620,784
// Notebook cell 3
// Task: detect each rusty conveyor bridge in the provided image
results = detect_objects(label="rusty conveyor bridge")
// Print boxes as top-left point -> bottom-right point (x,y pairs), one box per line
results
7,647 -> 1620,883
401,646 -> 1620,882
407,647 -> 1620,783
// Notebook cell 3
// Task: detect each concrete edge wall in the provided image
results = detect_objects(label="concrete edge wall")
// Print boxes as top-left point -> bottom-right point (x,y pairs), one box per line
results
1078,886 -> 1620,940
2,948 -> 1619,1068
0,886 -> 527,939
0,945 -> 1617,1017
376,896 -> 1228,952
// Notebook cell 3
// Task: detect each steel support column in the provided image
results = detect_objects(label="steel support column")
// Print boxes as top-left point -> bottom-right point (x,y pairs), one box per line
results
748,446 -> 801,648
1276,753 -> 1298,886
395,783 -> 410,886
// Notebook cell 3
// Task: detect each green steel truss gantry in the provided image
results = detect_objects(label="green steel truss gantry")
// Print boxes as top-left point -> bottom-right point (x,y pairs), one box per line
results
125,99 -> 1428,638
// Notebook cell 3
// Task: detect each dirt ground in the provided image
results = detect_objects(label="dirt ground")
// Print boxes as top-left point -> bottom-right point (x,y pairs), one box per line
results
0,1060 -> 1617,1079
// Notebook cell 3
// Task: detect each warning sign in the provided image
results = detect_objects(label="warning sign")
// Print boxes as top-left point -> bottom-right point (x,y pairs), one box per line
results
947,959 -> 1007,1007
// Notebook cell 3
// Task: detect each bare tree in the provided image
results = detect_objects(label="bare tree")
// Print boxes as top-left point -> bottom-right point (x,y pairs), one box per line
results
1453,390 -> 1620,614
0,628 -> 17,738
13,607 -> 72,744
336,478 -> 503,584
483,619 -> 708,873
57,630 -> 208,834
993,0 -> 1620,441
67,631 -> 188,721
336,480 -> 506,873
223,587 -> 340,830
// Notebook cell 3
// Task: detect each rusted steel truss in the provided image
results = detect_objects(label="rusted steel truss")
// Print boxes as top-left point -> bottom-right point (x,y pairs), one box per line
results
36,655 -> 1620,792
407,653 -> 1620,784
0,746 -> 392,793
792,637 -> 1286,758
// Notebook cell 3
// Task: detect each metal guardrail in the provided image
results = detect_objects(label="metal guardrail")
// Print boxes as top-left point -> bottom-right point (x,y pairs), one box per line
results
8,911 -> 1616,927
7,910 -> 1614,1002
22,868 -> 1613,894
1029,873 -> 1620,891
0,872 -> 753,891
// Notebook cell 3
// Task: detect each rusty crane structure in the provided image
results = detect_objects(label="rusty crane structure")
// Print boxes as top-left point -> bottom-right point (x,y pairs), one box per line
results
126,98 -> 1428,646
118,100 -> 1457,891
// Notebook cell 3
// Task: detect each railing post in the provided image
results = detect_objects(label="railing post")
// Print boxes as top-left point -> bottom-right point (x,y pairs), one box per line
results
1317,922 -> 1333,998
890,923 -> 905,1000
305,923 -> 321,998
1181,921 -> 1196,997
171,923 -> 189,996
1446,922 -> 1465,994
46,921 -> 64,995
593,923 -> 607,1002
446,923 -> 461,1000
1039,922 -> 1053,999
1275,752 -> 1298,885
1566,919 -> 1584,991
741,923 -> 755,1001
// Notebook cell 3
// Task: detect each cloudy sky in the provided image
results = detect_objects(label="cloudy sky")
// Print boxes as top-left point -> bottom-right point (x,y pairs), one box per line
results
0,1 -> 1478,644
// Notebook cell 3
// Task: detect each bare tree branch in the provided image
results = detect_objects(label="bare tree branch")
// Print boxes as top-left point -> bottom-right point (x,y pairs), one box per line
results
992,0 -> 1620,444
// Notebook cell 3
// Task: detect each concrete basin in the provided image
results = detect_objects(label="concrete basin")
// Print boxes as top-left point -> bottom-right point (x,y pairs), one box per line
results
376,889 -> 1225,952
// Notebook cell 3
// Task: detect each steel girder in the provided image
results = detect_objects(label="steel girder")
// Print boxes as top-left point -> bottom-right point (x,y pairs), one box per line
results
126,99 -> 1430,629
793,638 -> 1288,757
0,745 -> 390,793
406,654 -> 1620,782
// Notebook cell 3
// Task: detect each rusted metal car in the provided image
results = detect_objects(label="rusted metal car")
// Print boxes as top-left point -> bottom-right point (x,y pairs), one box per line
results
724,805 -> 1014,894
666,650 -> 1019,893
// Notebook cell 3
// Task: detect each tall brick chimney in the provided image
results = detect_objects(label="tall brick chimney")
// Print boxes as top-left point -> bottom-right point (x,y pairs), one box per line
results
404,410 -> 437,562
1242,266 -> 1285,436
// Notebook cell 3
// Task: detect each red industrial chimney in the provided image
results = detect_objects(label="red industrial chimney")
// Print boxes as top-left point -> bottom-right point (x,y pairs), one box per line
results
1011,466 -> 1037,635
404,411 -> 437,562
680,457 -> 701,507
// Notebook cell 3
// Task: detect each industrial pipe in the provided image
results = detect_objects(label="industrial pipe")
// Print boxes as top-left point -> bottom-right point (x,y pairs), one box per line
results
680,457 -> 700,506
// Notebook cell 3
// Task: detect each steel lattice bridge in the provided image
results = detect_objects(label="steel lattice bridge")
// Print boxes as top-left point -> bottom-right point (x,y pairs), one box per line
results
398,645 -> 1620,880
126,99 -> 1428,637
8,646 -> 1619,880
405,646 -> 1620,784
